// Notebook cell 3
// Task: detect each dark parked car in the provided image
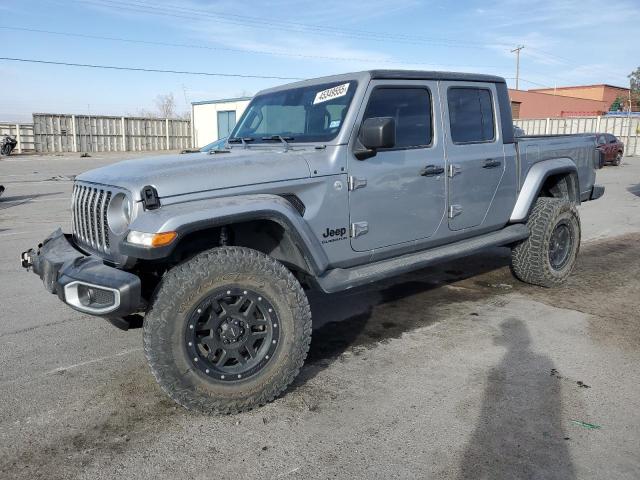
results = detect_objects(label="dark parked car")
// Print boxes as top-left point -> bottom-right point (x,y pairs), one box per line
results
596,133 -> 624,166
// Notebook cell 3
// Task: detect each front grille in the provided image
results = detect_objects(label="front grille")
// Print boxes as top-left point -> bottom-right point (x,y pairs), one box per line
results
71,184 -> 112,253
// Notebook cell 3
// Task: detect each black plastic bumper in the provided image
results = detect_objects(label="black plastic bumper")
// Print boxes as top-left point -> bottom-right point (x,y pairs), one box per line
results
21,229 -> 142,318
590,184 -> 605,200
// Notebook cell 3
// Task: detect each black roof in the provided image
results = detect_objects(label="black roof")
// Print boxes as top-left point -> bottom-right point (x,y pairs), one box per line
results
369,69 -> 506,84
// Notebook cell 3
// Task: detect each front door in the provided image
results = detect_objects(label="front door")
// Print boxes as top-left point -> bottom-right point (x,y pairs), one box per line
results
348,80 -> 446,252
440,82 -> 506,231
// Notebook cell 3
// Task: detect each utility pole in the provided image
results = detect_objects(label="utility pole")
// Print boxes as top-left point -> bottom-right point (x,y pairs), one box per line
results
511,45 -> 525,90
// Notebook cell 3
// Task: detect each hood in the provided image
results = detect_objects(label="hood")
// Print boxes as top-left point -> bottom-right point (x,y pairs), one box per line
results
76,148 -> 313,200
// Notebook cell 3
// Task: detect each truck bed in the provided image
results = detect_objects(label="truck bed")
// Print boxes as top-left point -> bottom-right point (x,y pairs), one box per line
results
516,134 -> 598,200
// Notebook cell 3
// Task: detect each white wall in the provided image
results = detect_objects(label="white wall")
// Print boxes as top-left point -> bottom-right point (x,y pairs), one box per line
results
192,99 -> 251,148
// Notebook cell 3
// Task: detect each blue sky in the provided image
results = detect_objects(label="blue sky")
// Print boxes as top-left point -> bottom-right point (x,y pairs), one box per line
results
1,0 -> 637,122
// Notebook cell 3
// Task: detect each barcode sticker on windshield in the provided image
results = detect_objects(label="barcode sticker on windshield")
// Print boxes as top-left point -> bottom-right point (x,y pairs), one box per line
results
313,83 -> 350,105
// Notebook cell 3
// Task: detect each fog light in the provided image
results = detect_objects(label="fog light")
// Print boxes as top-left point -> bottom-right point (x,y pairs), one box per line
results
64,282 -> 120,314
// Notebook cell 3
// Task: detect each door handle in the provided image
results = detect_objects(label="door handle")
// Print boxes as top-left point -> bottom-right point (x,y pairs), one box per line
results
419,165 -> 445,177
483,159 -> 502,169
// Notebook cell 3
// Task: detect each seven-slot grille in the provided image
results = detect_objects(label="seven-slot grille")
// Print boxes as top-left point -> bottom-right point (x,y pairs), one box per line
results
71,184 -> 112,253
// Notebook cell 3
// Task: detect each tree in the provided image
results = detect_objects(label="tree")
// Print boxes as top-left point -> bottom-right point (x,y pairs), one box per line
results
627,67 -> 640,112
629,66 -> 640,91
610,96 -> 624,112
154,93 -> 176,118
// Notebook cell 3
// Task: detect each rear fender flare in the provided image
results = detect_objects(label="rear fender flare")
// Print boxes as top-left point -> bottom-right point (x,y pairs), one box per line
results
510,158 -> 579,222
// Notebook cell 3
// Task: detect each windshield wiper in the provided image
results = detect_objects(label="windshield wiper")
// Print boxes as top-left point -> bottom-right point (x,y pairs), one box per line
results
227,137 -> 254,149
261,135 -> 293,151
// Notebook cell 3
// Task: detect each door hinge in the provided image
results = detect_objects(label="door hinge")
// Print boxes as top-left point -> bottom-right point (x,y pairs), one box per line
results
351,221 -> 369,238
448,164 -> 462,178
348,176 -> 367,191
449,204 -> 463,218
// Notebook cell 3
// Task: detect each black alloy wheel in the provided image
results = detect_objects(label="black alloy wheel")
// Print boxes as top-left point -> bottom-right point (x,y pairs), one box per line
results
548,221 -> 573,270
185,288 -> 280,382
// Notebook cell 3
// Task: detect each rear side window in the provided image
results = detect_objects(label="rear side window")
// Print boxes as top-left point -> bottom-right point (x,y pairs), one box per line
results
447,88 -> 495,143
363,87 -> 432,149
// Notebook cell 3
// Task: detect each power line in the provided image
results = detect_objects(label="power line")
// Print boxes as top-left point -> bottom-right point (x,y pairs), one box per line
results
65,0 -> 511,50
1,56 -> 554,91
0,57 -> 303,80
0,26 -> 508,70
74,0 -> 623,82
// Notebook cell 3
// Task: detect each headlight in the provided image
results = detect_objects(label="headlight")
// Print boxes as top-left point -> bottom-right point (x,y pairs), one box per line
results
127,230 -> 177,248
107,193 -> 132,235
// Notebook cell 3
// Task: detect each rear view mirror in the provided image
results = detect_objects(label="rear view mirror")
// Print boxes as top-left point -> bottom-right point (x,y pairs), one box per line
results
360,117 -> 396,149
355,117 -> 396,159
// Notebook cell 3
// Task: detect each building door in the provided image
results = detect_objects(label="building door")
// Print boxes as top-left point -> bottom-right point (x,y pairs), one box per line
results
440,83 -> 506,231
348,80 -> 446,252
217,110 -> 237,139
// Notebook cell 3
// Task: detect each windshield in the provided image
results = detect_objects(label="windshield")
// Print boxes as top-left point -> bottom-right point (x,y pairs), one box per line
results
230,80 -> 357,143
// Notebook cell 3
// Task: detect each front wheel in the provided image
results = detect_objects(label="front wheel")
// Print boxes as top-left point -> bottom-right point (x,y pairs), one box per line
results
510,197 -> 581,287
143,246 -> 312,414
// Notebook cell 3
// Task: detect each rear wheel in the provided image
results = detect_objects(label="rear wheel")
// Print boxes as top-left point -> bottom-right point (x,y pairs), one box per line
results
613,151 -> 622,166
511,197 -> 581,287
144,246 -> 312,414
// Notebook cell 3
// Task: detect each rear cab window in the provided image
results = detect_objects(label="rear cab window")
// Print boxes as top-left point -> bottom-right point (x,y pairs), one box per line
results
447,87 -> 495,144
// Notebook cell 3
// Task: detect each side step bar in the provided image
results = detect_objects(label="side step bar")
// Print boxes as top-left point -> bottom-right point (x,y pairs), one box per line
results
316,224 -> 530,293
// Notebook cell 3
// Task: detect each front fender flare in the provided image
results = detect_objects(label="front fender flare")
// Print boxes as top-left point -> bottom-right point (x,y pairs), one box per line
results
510,158 -> 578,222
121,194 -> 329,275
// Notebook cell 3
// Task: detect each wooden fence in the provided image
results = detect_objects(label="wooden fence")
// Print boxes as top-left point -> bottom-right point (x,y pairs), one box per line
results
31,114 -> 191,153
514,115 -> 640,156
0,123 -> 35,153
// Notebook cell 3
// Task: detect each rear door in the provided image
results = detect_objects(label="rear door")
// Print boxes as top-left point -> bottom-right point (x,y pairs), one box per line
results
440,82 -> 506,231
348,80 -> 446,252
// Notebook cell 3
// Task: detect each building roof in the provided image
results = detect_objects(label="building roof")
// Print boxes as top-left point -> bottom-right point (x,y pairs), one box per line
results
191,96 -> 252,106
529,84 -> 629,92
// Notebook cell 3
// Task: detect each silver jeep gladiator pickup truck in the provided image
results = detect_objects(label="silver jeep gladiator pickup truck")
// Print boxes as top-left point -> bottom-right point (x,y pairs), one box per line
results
21,70 -> 605,413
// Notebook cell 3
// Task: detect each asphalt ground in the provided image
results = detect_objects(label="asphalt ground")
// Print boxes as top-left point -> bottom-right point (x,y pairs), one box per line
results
0,151 -> 639,479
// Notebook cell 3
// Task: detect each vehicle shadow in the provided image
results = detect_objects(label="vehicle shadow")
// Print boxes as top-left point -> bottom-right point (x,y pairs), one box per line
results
457,318 -> 576,480
626,183 -> 640,198
0,191 -> 64,210
294,246 -> 513,386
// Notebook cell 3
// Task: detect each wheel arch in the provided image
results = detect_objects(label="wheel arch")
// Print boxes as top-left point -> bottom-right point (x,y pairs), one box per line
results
122,194 -> 329,276
510,158 -> 579,222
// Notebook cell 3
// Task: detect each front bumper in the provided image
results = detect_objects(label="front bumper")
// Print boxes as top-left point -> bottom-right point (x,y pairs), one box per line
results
21,229 -> 142,317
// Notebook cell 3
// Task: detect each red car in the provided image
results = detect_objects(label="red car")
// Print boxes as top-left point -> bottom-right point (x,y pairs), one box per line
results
596,133 -> 624,166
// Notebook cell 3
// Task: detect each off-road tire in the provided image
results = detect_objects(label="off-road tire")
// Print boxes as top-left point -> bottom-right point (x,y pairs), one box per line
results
510,197 -> 581,287
143,246 -> 312,414
614,151 -> 622,166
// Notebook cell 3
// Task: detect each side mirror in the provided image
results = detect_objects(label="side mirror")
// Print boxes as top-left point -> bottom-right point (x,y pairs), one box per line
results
355,117 -> 396,160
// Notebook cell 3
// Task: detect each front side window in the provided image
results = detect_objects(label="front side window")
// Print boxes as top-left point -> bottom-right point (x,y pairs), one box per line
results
447,87 -> 495,144
362,87 -> 432,149
231,81 -> 357,143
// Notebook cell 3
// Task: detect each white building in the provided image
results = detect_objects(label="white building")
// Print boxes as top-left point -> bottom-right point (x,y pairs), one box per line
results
191,96 -> 252,148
